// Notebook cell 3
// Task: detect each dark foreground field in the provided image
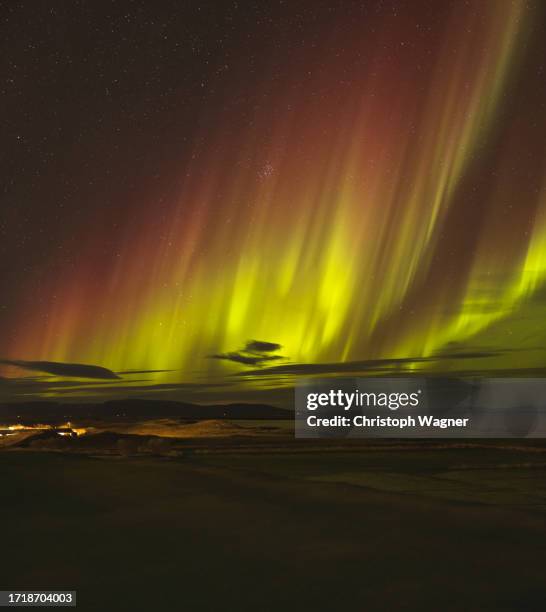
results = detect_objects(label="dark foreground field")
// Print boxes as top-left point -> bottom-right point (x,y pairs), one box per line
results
2,447 -> 546,611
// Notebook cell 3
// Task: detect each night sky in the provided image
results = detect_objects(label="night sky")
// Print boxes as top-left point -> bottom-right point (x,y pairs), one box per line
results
1,0 -> 546,403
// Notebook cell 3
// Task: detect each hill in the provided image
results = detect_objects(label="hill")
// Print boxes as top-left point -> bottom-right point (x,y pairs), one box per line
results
0,398 -> 290,425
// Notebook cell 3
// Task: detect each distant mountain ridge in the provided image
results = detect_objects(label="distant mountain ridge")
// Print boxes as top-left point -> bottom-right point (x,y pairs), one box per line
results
0,399 -> 290,424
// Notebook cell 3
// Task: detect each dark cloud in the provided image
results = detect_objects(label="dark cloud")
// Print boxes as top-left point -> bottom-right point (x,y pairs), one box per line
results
0,370 -> 275,394
234,350 -> 501,378
210,352 -> 283,366
37,380 -> 235,397
0,359 -> 121,380
210,339 -> 284,367
431,351 -> 502,360
244,340 -> 282,353
116,369 -> 178,375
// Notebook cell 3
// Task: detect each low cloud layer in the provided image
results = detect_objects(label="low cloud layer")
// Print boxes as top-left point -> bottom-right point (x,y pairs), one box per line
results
0,359 -> 121,380
234,350 -> 502,378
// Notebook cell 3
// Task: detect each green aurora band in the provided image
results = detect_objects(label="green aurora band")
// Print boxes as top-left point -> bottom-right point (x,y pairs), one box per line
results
4,0 -> 546,399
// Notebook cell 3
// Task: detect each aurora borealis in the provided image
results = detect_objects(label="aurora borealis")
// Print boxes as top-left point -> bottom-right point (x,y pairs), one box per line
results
1,0 -> 546,402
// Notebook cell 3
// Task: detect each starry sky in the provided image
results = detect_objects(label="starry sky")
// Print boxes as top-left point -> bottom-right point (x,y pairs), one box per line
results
1,0 -> 546,404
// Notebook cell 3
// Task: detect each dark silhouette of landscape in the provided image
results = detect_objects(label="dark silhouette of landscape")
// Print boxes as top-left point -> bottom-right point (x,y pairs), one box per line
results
0,398 -> 289,425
